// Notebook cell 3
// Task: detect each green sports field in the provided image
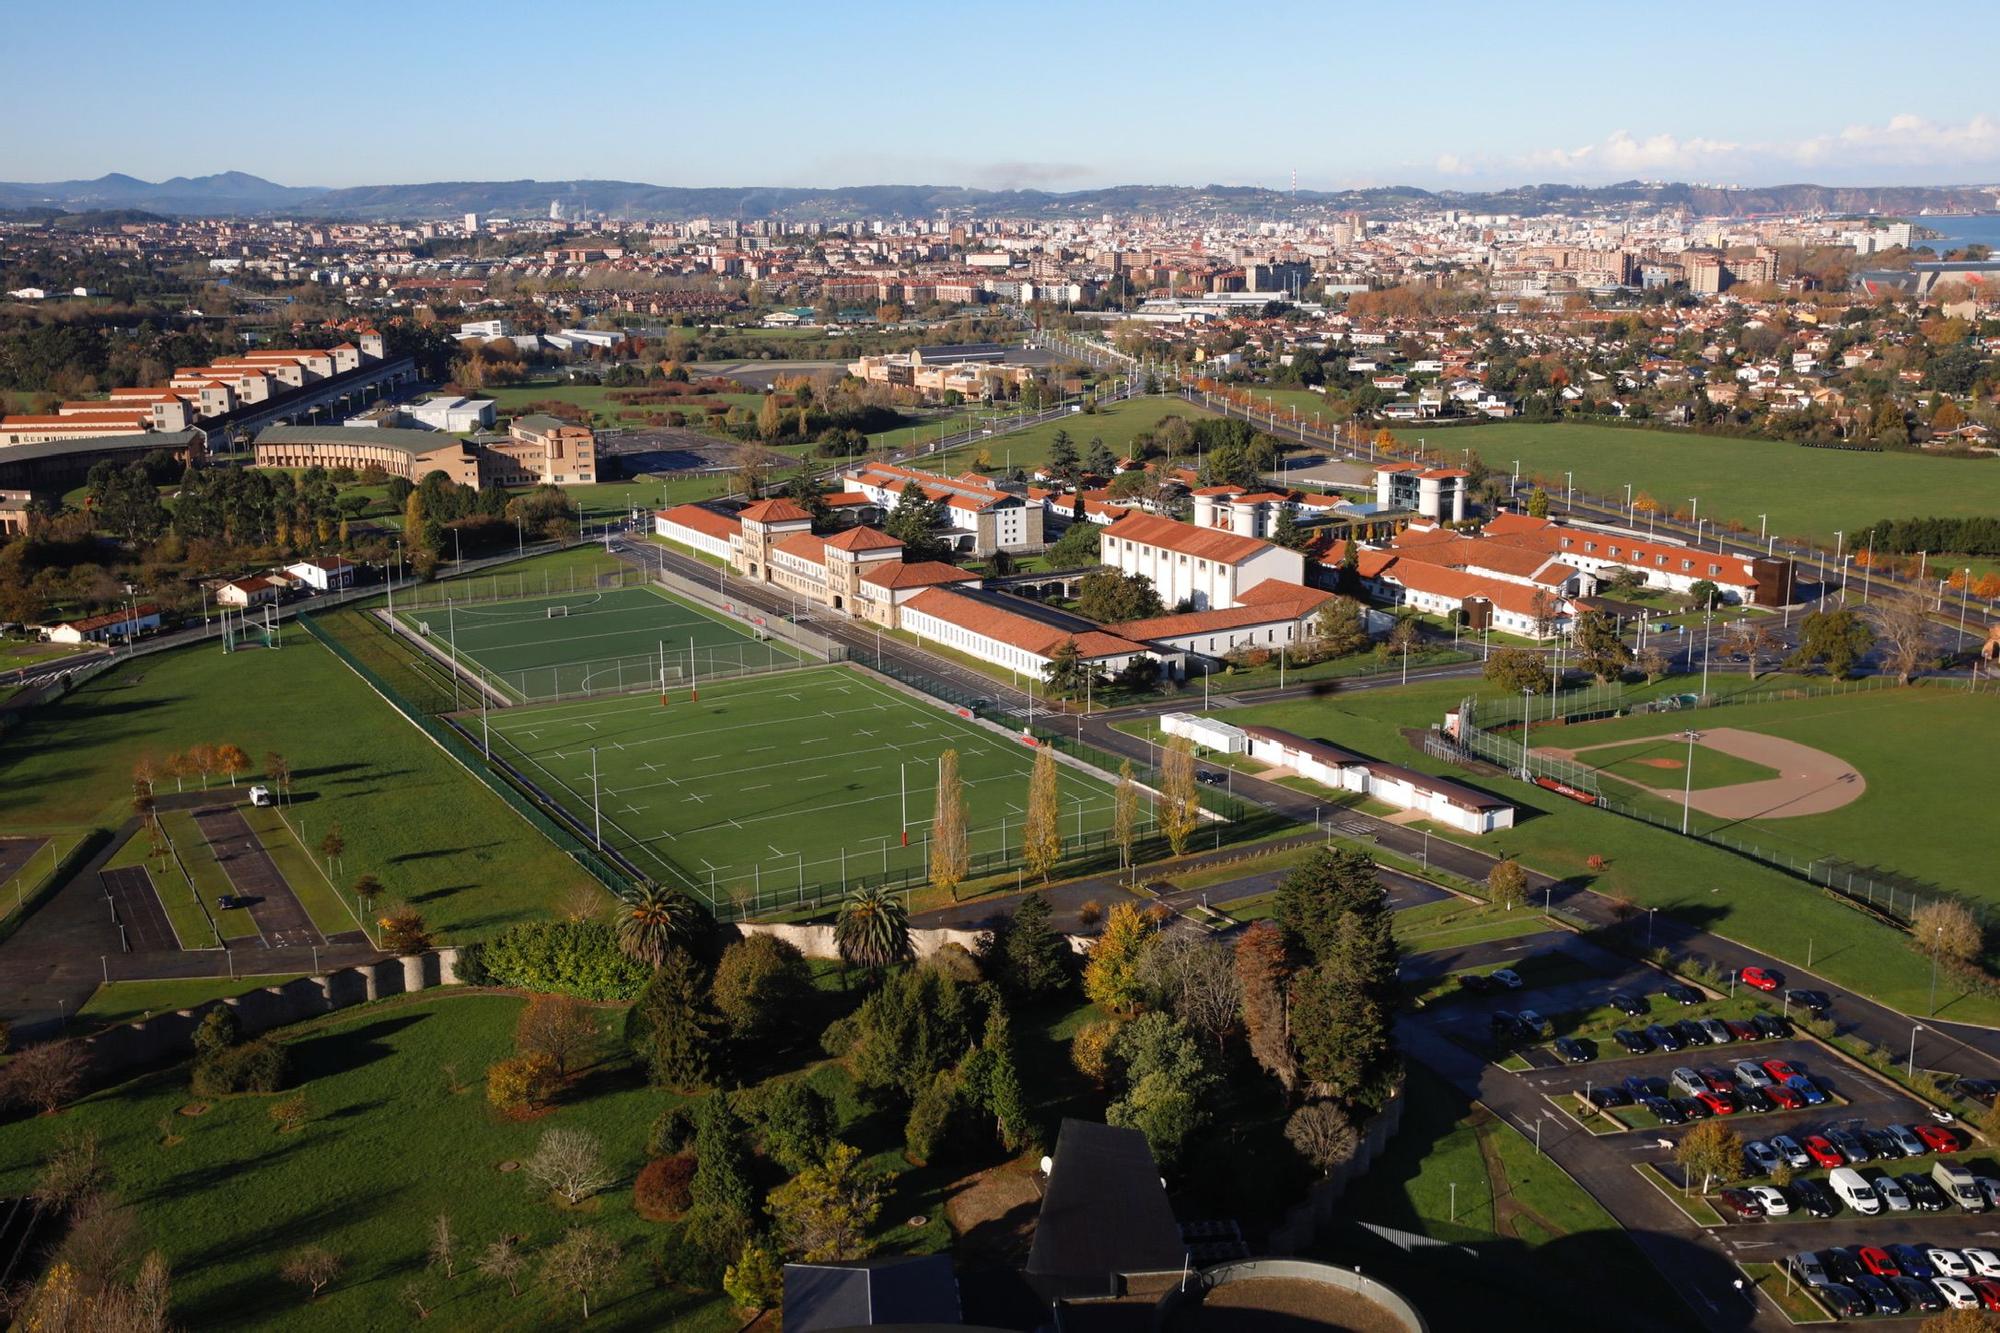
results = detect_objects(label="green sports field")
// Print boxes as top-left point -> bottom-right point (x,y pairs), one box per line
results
1566,736 -> 1782,791
484,665 -> 1127,905
394,584 -> 799,701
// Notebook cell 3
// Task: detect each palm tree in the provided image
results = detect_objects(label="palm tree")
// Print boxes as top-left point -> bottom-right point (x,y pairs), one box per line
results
616,884 -> 705,969
834,886 -> 911,972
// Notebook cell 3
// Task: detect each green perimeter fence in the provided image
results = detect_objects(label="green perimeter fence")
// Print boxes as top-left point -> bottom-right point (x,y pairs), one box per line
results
1429,673 -> 1979,928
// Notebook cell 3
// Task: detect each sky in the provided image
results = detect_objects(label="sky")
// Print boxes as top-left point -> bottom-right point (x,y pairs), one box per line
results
5,0 -> 1998,192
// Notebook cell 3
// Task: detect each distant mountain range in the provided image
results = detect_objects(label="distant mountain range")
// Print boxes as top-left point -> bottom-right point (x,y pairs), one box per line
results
1,172 -> 1995,222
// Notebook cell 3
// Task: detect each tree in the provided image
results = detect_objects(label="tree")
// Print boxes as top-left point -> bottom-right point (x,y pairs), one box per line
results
723,1242 -> 783,1313
1916,1310 -> 2000,1333
752,1080 -> 836,1172
1315,596 -> 1371,657
1159,735 -> 1201,856
1687,580 -> 1720,611
33,1127 -> 107,1209
928,749 -> 970,896
712,933 -> 813,1042
1484,647 -> 1550,694
378,903 -> 433,955
1235,923 -> 1299,1094
281,1246 -> 343,1300
539,1226 -> 622,1321
883,483 -> 948,563
687,1094 -> 759,1261
216,744 -> 252,786
1275,845 -> 1381,963
1488,858 -> 1530,910
1113,759 -> 1139,871
1083,902 -> 1156,1016
993,892 -> 1069,998
1569,609 -> 1632,682
487,1053 -> 559,1113
4,1039 -> 87,1114
615,883 -> 707,970
834,885 -> 911,972
477,1238 -> 525,1298
525,1127 -> 614,1206
1022,747 -> 1064,881
1286,1100 -> 1360,1174
1105,1012 -> 1218,1168
1635,646 -> 1672,682
965,1002 -> 1033,1152
1074,570 -> 1163,623
1869,594 -> 1937,683
1913,899 -> 1983,967
1271,504 -> 1307,551
427,1213 -> 457,1280
349,874 -> 383,914
768,1141 -> 881,1263
269,1091 -> 311,1134
1041,637 -> 1096,702
1047,429 -> 1079,481
1786,608 -> 1876,678
1675,1118 -> 1744,1193
1526,487 -> 1551,518
1137,932 -> 1240,1051
625,949 -> 718,1091
515,994 -> 597,1077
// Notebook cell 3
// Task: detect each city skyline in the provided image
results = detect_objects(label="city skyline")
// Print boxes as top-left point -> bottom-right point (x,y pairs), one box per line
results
4,0 -> 1996,192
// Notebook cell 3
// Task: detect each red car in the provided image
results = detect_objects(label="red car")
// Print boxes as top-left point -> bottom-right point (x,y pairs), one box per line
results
1916,1124 -> 1963,1153
1858,1245 -> 1900,1277
1741,966 -> 1782,992
1973,1278 -> 2000,1312
1767,1082 -> 1805,1110
1762,1058 -> 1802,1082
1804,1134 -> 1845,1168
1697,1089 -> 1738,1115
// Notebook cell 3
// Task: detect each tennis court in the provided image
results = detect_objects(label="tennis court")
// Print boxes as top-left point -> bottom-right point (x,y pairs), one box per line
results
483,664 -> 1135,904
394,584 -> 801,702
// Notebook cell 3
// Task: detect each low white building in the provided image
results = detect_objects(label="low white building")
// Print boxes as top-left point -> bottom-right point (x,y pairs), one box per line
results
899,585 -> 1160,679
1100,512 -> 1305,611
45,603 -> 161,644
1159,713 -> 1249,754
1241,724 -> 1516,835
403,395 -> 496,433
284,555 -> 358,591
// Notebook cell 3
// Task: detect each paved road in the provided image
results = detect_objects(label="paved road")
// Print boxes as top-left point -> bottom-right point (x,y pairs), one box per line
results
191,804 -> 324,949
99,865 -> 175,952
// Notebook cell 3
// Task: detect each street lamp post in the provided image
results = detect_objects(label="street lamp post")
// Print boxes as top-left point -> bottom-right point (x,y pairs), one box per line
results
1930,924 -> 1943,1016
1909,1024 -> 1924,1078
1680,729 -> 1701,835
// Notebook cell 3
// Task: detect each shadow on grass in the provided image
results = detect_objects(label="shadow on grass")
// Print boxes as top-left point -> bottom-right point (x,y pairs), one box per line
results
287,1012 -> 431,1082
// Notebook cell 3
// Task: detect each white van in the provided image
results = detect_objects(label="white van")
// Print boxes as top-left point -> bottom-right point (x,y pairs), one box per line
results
1935,1160 -> 1988,1212
248,785 -> 274,808
1828,1167 -> 1881,1215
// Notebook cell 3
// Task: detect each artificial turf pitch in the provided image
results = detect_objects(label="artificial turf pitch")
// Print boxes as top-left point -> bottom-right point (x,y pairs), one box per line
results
483,664 -> 1126,901
394,584 -> 799,701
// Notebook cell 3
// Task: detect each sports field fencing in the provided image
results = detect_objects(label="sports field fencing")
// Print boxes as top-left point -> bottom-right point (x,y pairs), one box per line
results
647,562 -> 850,662
1431,675 -> 1976,931
389,560 -> 653,609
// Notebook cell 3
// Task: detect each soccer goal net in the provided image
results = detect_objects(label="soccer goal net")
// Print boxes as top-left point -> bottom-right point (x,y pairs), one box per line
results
547,605 -> 571,619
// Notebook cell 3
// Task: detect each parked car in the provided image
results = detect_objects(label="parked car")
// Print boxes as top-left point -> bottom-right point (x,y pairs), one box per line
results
1741,965 -> 1782,991
1675,1019 -> 1710,1047
1972,1277 -> 2000,1312
1670,1067 -> 1709,1099
1964,1248 -> 2000,1280
1767,1082 -> 1805,1110
1891,1274 -> 1945,1313
1932,1248 -> 1975,1279
1862,1128 -> 1905,1160
1196,770 -> 1227,787
1804,1135 -> 1846,1169
1823,1248 -> 1865,1282
1786,988 -> 1831,1016
1646,1023 -> 1684,1052
1901,1173 -> 1948,1211
1665,984 -> 1704,1006
1916,1123 -> 1964,1153
1853,1274 -> 1905,1316
1733,1060 -> 1775,1089
1719,1188 -> 1763,1219
1752,1013 -> 1792,1039
1699,1018 -> 1734,1044
1787,1250 -> 1831,1288
1887,1245 -> 1936,1279
1827,1128 -> 1871,1163
1672,1095 -> 1711,1121
1748,1184 -> 1790,1216
1738,1086 -> 1775,1114
1585,1087 -> 1631,1110
1761,1058 -> 1802,1082
1696,1089 -> 1738,1115
1623,1075 -> 1659,1100
1612,1028 -> 1651,1055
1887,1124 -> 1930,1157
1461,973 -> 1495,994
1873,1173 -> 1912,1212
1490,968 -> 1523,990
1792,1177 -> 1837,1217
1724,1019 -> 1760,1042
1857,1245 -> 1900,1277
1818,1283 -> 1869,1317
1952,1078 -> 2000,1107
1609,990 -> 1648,1017
1643,1096 -> 1686,1125
1828,1167 -> 1882,1215
1517,1009 -> 1553,1038
1770,1135 -> 1811,1169
1696,1066 -> 1735,1093
1554,1036 -> 1594,1064
1933,1276 -> 1980,1310
1743,1140 -> 1782,1175
1786,1074 -> 1829,1106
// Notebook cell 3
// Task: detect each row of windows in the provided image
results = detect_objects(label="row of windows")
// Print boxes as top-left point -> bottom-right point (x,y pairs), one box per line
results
1565,537 -> 1726,578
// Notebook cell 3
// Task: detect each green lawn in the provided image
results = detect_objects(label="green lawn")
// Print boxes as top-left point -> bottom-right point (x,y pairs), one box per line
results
395,584 -> 798,703
1214,675 -> 2000,1023
385,544 -> 632,610
1392,897 -> 1555,954
0,638 -> 601,942
0,638 -> 91,670
1566,737 -> 1782,792
920,395 -> 1222,476
1391,420 -> 2000,546
77,974 -> 307,1029
485,665 -> 1128,913
157,810 -> 258,944
241,803 -> 372,941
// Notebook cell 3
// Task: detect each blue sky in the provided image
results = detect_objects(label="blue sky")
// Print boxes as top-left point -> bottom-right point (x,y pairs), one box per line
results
6,0 -> 1997,190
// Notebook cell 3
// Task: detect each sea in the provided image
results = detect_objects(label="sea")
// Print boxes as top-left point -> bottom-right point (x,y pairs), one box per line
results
1915,214 -> 2000,251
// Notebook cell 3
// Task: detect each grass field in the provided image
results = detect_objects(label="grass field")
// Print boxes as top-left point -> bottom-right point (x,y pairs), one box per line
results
76,974 -> 307,1029
105,826 -> 219,950
920,395 -> 1222,475
1390,420 -> 2000,546
485,665 -> 1126,904
1573,736 -> 1782,791
157,811 -> 258,944
395,583 -> 799,702
0,639 -> 601,940
1210,673 -> 2000,1023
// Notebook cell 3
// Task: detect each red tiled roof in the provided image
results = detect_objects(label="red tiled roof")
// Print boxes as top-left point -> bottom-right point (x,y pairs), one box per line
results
1103,511 -> 1276,565
821,526 -> 904,553
902,588 -> 1149,661
656,503 -> 742,541
737,498 -> 814,524
859,560 -> 979,589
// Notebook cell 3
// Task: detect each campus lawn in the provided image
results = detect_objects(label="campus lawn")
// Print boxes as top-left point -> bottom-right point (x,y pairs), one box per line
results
1571,737 -> 1781,792
241,803 -> 372,941
920,394 -> 1222,476
76,973 -> 307,1030
1332,1065 -> 1686,1322
1390,420 -> 2000,546
1210,674 -> 2000,1023
1392,897 -> 1555,954
485,665 -> 1127,910
0,638 -> 601,941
